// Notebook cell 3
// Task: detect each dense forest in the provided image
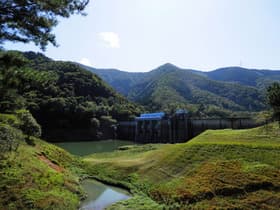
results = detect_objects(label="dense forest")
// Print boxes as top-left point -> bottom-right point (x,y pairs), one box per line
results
0,50 -> 142,141
85,63 -> 280,117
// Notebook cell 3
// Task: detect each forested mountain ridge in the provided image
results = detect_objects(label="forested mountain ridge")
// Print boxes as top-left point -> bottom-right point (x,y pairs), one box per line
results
0,51 -> 142,140
203,66 -> 280,88
85,63 -> 280,115
80,64 -> 147,95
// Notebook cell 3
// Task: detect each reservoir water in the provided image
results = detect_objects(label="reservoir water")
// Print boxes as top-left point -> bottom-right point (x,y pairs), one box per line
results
54,139 -> 135,156
79,179 -> 130,210
54,140 -> 134,209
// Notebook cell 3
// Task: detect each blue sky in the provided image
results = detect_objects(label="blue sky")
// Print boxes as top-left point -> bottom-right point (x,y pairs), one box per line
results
4,0 -> 280,72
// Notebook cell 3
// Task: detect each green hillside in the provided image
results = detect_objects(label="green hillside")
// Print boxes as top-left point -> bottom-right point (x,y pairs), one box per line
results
85,63 -> 276,116
0,51 -> 142,141
129,65 -> 265,113
0,113 -> 85,210
84,123 -> 280,209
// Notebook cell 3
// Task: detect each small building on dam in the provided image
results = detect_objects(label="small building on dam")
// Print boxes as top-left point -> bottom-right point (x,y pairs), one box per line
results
117,110 -> 257,143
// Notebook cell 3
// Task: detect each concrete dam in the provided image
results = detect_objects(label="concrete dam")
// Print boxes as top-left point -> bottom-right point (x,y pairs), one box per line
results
117,110 -> 257,143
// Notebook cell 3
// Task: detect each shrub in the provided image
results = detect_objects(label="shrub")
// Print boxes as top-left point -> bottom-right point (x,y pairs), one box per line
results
267,82 -> 280,126
16,110 -> 41,139
0,123 -> 22,157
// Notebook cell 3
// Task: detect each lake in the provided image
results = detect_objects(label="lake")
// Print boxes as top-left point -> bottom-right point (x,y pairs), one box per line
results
54,140 -> 135,156
79,179 -> 130,210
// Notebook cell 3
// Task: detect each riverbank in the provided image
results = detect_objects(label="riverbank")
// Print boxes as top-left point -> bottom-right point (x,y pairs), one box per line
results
0,112 -> 137,210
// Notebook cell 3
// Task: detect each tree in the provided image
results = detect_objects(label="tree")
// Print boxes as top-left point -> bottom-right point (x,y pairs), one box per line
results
0,51 -> 27,112
16,110 -> 41,145
267,82 -> 280,126
0,0 -> 89,50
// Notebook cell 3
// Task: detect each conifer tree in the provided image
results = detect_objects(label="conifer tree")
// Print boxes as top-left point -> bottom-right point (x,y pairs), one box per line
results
0,0 -> 89,50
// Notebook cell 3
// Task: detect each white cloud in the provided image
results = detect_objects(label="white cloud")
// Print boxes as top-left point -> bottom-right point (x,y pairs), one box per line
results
79,58 -> 92,66
99,32 -> 120,48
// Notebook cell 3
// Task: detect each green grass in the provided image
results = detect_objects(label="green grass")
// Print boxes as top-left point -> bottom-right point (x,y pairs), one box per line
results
84,122 -> 280,209
0,138 -> 86,210
190,122 -> 280,146
0,113 -> 86,210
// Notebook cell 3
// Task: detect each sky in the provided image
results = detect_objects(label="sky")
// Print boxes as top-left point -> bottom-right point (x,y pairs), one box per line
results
4,0 -> 280,72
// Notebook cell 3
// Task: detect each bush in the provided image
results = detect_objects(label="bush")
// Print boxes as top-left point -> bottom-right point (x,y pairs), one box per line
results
16,110 -> 41,139
0,123 -> 22,157
267,82 -> 280,126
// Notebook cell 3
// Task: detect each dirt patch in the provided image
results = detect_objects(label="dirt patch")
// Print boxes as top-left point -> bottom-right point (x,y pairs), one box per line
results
38,155 -> 64,173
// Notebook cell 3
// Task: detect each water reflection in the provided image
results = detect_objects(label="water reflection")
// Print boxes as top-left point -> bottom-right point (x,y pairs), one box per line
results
80,179 -> 130,210
54,140 -> 134,156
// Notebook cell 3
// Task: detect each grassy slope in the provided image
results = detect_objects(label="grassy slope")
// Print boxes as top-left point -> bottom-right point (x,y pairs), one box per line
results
84,123 -> 280,209
0,116 -> 86,210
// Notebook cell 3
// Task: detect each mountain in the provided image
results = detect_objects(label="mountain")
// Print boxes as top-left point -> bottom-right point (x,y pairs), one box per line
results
83,63 -> 280,116
80,64 -> 147,95
204,67 -> 280,88
0,51 -> 142,141
82,63 -> 199,97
